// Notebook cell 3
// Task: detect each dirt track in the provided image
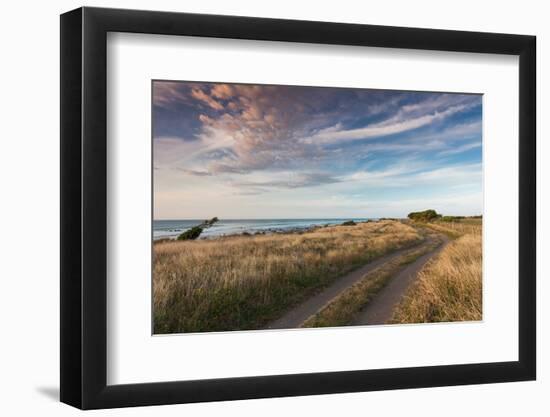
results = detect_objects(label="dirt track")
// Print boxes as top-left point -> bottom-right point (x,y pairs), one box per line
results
265,233 -> 449,330
350,235 -> 449,325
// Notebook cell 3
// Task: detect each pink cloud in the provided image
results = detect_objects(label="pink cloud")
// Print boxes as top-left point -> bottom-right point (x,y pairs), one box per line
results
191,88 -> 224,111
211,84 -> 234,99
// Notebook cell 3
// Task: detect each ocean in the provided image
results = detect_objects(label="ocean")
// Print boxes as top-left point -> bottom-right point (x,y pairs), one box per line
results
153,218 -> 374,240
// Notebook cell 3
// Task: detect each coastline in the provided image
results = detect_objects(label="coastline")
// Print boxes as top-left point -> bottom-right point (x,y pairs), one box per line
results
153,218 -> 379,241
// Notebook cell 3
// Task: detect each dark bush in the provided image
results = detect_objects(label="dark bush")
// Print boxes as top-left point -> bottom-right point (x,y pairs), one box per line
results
177,226 -> 203,240
203,217 -> 219,227
341,220 -> 357,226
176,217 -> 220,240
407,209 -> 441,222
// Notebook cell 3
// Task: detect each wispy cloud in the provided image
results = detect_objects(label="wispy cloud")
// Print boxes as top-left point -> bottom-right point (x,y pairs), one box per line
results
153,82 -> 482,218
153,81 -> 190,108
235,172 -> 341,190
304,103 -> 471,145
342,162 -> 481,188
438,141 -> 482,156
177,168 -> 212,176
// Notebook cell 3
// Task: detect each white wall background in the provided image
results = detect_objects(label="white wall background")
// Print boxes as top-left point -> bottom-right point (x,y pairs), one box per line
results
0,0 -> 545,415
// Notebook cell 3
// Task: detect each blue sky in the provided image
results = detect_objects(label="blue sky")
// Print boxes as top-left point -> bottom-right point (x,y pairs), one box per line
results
153,81 -> 482,220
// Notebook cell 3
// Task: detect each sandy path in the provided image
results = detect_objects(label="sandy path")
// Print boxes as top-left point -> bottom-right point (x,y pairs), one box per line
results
265,240 -> 425,330
350,235 -> 449,326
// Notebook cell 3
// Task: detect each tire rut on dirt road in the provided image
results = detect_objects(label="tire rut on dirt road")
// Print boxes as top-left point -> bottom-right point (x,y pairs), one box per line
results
265,239 -> 427,330
350,235 -> 449,326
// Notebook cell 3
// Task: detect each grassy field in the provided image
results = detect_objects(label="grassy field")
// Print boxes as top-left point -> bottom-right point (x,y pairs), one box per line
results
153,220 -> 422,333
390,220 -> 482,324
420,220 -> 482,239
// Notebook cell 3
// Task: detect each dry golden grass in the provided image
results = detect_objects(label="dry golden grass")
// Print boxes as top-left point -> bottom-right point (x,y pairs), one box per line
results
390,221 -> 482,323
302,237 -> 442,328
154,220 -> 422,333
423,220 -> 482,239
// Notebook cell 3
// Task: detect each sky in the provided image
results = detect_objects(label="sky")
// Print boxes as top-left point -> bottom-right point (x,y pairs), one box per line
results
153,81 -> 482,220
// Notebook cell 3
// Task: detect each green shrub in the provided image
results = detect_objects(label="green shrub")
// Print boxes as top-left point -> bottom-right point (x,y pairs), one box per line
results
177,226 -> 203,240
203,217 -> 219,226
341,220 -> 357,226
407,209 -> 441,222
176,217 -> 220,241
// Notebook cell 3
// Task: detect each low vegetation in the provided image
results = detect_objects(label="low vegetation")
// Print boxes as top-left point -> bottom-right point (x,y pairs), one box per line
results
177,217 -> 219,240
408,209 -> 482,225
423,220 -> 482,239
341,220 -> 357,226
390,219 -> 482,324
302,236 -> 442,328
177,226 -> 204,240
407,209 -> 441,222
154,220 -> 422,333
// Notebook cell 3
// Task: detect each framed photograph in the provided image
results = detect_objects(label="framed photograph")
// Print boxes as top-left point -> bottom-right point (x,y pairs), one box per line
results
60,7 -> 536,409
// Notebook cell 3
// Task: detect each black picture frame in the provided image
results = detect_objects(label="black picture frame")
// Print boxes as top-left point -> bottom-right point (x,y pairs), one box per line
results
60,6 -> 536,410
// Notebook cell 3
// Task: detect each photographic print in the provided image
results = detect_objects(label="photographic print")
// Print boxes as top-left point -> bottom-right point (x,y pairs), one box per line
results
152,81 -> 482,335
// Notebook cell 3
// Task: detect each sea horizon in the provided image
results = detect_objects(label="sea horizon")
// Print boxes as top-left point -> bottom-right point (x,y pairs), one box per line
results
153,217 -> 380,240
